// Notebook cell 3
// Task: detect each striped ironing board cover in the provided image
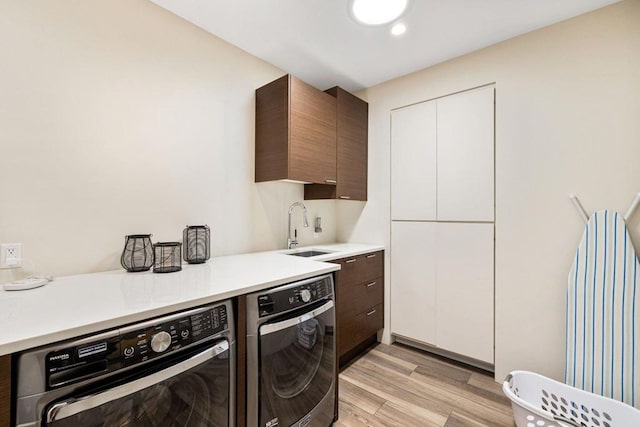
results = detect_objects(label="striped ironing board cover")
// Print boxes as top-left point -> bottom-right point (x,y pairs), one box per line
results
566,209 -> 639,408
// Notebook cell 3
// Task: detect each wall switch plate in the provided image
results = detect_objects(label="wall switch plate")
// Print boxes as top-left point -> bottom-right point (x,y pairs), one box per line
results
0,243 -> 23,269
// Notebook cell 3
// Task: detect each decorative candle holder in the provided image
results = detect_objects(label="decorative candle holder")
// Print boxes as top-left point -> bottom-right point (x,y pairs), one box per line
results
153,242 -> 182,273
121,234 -> 154,272
183,225 -> 210,264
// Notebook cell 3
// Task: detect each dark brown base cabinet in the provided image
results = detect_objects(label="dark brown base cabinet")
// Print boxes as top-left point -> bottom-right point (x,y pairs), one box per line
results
331,250 -> 383,422
332,250 -> 384,366
0,355 -> 10,427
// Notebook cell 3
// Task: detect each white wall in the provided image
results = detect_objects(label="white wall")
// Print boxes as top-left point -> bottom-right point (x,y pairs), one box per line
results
339,0 -> 640,381
0,0 -> 337,282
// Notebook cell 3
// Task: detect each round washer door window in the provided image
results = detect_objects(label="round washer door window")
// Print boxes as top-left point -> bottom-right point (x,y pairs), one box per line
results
269,318 -> 324,398
258,302 -> 335,427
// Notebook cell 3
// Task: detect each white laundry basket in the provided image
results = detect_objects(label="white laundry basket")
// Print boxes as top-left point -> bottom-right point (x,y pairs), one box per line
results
503,371 -> 640,427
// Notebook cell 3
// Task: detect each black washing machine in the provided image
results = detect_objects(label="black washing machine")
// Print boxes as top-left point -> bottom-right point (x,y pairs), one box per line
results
14,300 -> 235,427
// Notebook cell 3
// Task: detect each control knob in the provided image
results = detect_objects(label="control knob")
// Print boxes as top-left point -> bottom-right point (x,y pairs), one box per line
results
150,331 -> 172,353
299,289 -> 311,303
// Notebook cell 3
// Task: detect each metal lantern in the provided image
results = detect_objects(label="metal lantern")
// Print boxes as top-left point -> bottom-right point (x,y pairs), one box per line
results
153,242 -> 182,273
183,225 -> 210,264
121,234 -> 154,272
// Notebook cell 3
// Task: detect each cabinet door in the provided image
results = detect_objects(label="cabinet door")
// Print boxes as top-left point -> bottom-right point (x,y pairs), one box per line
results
437,86 -> 494,221
435,222 -> 494,363
390,221 -> 437,345
335,87 -> 368,200
289,76 -> 337,184
391,101 -> 437,221
304,87 -> 368,200
335,256 -> 359,356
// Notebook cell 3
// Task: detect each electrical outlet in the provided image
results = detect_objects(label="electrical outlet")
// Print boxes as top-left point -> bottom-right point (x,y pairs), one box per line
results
0,243 -> 23,269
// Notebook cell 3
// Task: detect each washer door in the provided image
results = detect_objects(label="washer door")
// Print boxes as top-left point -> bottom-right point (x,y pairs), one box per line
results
258,299 -> 335,427
44,341 -> 230,427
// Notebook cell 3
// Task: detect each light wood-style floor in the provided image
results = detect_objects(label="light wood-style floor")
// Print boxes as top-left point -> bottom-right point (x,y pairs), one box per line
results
336,343 -> 514,427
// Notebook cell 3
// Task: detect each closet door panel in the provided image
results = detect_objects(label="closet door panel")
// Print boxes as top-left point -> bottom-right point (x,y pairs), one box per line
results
437,86 -> 494,221
391,101 -> 437,221
390,221 -> 437,345
435,222 -> 494,363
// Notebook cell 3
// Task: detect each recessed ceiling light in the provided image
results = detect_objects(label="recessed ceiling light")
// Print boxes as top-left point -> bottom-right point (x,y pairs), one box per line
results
350,0 -> 409,26
391,23 -> 406,36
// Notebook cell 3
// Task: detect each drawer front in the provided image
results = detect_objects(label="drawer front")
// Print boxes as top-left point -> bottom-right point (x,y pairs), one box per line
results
357,251 -> 383,282
335,256 -> 359,286
355,303 -> 384,341
337,312 -> 357,356
355,277 -> 383,314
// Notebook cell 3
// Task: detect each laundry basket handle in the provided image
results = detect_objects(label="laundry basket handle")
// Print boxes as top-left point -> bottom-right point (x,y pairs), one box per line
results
553,415 -> 580,427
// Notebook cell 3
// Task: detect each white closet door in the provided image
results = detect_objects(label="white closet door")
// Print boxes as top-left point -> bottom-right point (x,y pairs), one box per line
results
391,221 -> 437,345
391,101 -> 437,221
435,222 -> 494,363
437,86 -> 494,221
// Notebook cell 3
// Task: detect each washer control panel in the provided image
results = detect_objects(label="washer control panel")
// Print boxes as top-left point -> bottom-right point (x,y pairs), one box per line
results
258,274 -> 333,317
45,303 -> 229,389
120,303 -> 228,367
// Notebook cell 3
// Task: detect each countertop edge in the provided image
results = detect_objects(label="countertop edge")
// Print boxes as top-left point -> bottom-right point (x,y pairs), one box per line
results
0,242 -> 385,356
0,263 -> 340,356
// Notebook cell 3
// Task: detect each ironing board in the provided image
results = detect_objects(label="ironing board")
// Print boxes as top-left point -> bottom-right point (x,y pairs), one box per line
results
565,209 -> 639,409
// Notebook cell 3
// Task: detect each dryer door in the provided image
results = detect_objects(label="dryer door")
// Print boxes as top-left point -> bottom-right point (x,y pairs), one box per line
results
258,299 -> 335,427
44,340 -> 231,427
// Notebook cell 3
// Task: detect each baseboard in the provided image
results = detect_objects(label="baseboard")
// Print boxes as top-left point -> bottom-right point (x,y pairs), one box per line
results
393,335 -> 495,374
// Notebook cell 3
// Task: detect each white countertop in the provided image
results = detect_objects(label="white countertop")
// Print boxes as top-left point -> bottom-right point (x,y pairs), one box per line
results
0,243 -> 383,356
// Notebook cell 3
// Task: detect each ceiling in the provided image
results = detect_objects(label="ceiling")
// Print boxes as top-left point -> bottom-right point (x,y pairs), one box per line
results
150,0 -> 620,92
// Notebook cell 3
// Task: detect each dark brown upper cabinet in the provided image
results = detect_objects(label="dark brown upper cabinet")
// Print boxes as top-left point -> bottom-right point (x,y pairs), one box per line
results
255,75 -> 337,184
305,87 -> 368,201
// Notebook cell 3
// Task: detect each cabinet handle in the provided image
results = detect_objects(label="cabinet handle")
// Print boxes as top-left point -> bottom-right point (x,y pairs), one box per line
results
339,195 -> 351,200
366,282 -> 376,288
366,309 -> 377,316
366,254 -> 376,259
325,179 -> 337,184
345,259 -> 357,264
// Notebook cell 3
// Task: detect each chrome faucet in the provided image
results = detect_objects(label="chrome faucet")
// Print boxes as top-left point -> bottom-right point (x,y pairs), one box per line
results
287,202 -> 309,249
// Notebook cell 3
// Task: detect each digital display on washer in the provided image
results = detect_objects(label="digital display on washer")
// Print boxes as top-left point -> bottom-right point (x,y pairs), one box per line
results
191,304 -> 227,340
78,342 -> 108,358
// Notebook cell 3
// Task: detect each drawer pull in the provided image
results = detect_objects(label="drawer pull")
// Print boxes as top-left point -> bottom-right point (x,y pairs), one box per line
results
339,195 -> 351,200
366,309 -> 377,316
366,254 -> 376,259
366,282 -> 376,288
345,259 -> 357,264
325,179 -> 337,184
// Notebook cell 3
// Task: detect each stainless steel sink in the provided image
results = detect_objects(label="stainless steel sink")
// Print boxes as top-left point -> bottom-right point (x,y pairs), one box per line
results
286,250 -> 332,257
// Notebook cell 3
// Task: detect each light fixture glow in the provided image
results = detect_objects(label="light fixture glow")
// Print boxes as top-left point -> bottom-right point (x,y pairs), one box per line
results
351,0 -> 408,26
391,22 -> 406,36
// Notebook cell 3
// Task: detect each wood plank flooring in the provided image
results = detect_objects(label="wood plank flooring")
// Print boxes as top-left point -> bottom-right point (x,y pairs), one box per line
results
336,343 -> 514,427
